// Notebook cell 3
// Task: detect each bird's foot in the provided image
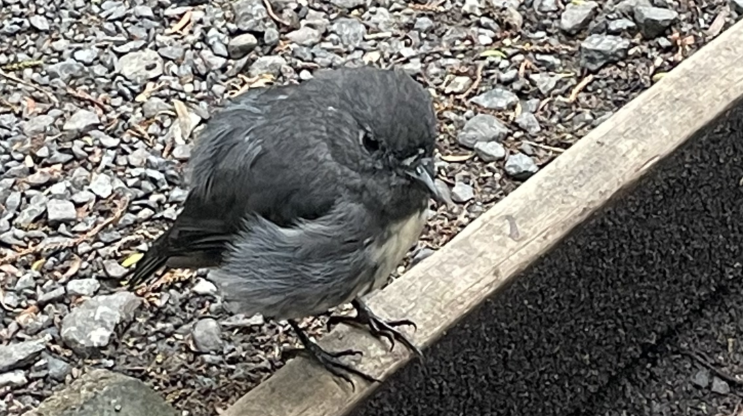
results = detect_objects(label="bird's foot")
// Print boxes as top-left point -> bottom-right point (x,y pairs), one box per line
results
327,299 -> 423,359
288,320 -> 379,389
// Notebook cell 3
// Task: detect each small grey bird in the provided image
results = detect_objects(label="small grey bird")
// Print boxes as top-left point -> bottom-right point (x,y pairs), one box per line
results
127,66 -> 443,385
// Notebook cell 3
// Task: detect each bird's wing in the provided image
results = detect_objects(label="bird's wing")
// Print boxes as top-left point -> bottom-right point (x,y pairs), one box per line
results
208,199 -> 379,320
128,89 -> 348,287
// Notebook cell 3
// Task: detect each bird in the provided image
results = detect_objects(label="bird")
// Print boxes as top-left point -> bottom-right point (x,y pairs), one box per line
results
126,66 -> 444,385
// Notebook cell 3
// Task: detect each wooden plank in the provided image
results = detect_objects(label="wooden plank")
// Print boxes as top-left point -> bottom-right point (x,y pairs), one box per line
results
224,20 -> 743,416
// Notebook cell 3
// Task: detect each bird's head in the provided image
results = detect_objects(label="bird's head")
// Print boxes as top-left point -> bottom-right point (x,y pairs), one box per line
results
311,67 -> 445,204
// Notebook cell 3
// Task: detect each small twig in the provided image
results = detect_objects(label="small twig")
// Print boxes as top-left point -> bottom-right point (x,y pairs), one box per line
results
386,47 -> 448,68
568,74 -> 594,103
262,0 -> 290,27
457,61 -> 484,101
0,195 -> 130,265
523,140 -> 565,154
0,70 -> 58,104
65,88 -> 109,111
684,350 -> 743,386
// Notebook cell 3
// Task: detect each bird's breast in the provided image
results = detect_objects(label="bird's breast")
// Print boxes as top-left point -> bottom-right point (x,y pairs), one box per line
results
365,209 -> 428,294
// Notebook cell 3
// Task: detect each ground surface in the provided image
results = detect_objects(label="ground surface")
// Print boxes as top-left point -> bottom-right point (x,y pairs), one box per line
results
0,0 -> 740,414
352,99 -> 743,415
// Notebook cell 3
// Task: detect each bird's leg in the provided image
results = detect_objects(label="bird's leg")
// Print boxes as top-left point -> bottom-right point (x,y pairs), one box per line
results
327,299 -> 423,359
287,320 -> 379,388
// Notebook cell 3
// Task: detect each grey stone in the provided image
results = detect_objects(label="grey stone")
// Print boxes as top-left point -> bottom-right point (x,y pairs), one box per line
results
71,190 -> 95,205
142,97 -> 170,118
15,202 -> 46,228
133,5 -> 154,18
127,148 -> 149,167
457,114 -> 509,148
286,27 -> 322,46
607,18 -> 637,33
712,377 -> 731,394
191,318 -> 223,353
462,0 -> 483,15
535,0 -> 559,12
38,287 -> 66,304
633,6 -> 678,38
102,259 -> 129,279
470,88 -> 519,110
732,0 -> 743,13
474,141 -> 507,162
505,152 -> 539,180
529,73 -> 558,95
330,18 -> 367,49
580,34 -> 630,72
89,173 -> 113,198
248,55 -> 287,77
228,34 -> 259,59
25,369 -> 178,416
264,28 -> 280,46
414,17 -> 435,32
73,48 -> 99,65
615,0 -> 652,15
3,291 -> 20,308
63,110 -> 100,134
560,1 -> 599,34
67,279 -> 101,297
515,112 -> 542,134
46,59 -> 86,83
192,279 -> 218,296
15,273 -> 36,291
444,76 -> 473,94
0,337 -> 49,372
47,199 -> 77,223
199,49 -> 227,71
60,293 -> 142,354
23,115 -> 55,136
234,0 -> 271,32
158,46 -> 185,61
330,0 -> 365,9
451,182 -> 475,203
172,144 -> 191,161
45,355 -> 72,381
117,50 -> 164,82
29,15 -> 50,31
0,370 -> 27,388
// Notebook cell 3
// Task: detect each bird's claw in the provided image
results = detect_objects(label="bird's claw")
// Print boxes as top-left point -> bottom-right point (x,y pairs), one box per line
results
328,300 -> 423,359
288,320 -> 379,390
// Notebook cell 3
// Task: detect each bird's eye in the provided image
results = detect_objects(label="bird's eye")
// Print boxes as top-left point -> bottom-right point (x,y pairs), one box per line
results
359,130 -> 380,153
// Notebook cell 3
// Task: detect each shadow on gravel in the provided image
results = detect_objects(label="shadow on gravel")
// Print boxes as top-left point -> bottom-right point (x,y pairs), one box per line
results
351,99 -> 743,416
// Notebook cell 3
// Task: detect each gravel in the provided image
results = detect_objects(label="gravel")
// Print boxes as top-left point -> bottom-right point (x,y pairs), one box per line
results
0,0 -> 739,413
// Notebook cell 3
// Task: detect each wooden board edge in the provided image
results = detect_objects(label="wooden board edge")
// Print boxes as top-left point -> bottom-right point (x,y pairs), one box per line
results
224,20 -> 743,416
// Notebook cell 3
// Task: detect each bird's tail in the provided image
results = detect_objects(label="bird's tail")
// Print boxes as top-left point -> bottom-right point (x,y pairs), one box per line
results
126,231 -> 171,290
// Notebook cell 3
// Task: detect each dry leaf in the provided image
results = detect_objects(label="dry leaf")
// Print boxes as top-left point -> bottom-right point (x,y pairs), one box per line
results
480,49 -> 507,58
0,264 -> 20,277
31,258 -> 45,272
135,82 -> 158,103
173,99 -> 192,138
706,9 -> 728,38
122,252 -> 144,268
652,72 -> 667,82
25,97 -> 37,115
165,10 -> 192,35
441,154 -> 473,163
16,305 -> 39,325
61,255 -> 82,280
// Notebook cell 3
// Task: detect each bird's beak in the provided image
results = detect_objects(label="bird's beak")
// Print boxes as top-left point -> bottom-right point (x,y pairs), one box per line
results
406,157 -> 446,204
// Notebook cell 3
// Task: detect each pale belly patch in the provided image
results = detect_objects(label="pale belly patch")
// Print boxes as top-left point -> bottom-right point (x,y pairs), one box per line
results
366,209 -> 427,293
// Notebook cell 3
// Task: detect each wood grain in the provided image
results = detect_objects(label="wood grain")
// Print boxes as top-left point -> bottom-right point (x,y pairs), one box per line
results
224,20 -> 743,416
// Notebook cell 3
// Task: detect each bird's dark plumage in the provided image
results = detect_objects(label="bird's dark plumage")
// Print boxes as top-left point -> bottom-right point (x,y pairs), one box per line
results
127,66 -> 440,384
